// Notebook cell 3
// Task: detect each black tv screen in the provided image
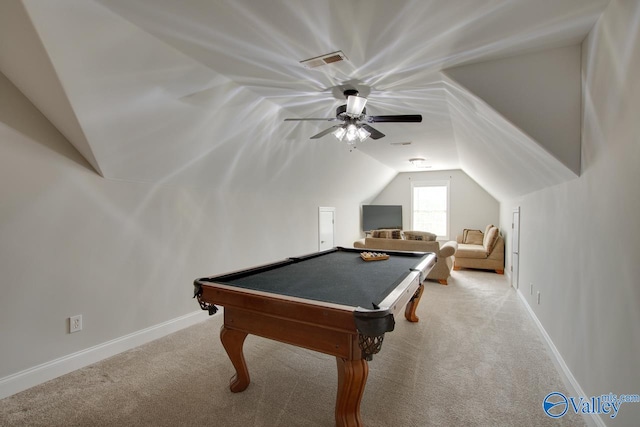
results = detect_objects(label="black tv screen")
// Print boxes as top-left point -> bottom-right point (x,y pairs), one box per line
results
362,205 -> 403,231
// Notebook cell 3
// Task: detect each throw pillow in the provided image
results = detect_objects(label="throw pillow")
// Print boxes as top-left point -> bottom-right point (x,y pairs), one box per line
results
484,227 -> 499,253
372,229 -> 402,239
462,229 -> 484,245
404,231 -> 437,241
483,224 -> 494,247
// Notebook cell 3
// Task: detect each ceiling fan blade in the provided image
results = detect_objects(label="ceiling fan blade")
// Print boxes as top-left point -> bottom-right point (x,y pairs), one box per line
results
284,118 -> 336,121
361,124 -> 385,140
310,126 -> 341,139
368,114 -> 422,123
346,95 -> 367,116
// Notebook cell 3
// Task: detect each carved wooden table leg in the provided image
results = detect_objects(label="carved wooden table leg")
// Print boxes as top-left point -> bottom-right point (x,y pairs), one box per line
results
404,283 -> 424,322
335,357 -> 368,427
220,325 -> 250,392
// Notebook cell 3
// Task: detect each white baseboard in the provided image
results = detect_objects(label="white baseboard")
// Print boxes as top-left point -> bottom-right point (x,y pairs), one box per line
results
0,310 -> 211,400
515,288 -> 606,427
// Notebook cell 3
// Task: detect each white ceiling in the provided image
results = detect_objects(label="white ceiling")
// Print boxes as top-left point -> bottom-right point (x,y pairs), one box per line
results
0,0 -> 609,199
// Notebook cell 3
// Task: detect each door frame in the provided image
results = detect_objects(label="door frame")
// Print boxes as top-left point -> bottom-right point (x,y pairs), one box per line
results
318,207 -> 335,251
511,206 -> 520,289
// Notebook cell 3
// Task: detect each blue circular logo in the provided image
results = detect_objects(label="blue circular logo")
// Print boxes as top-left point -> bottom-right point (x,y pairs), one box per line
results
543,392 -> 568,418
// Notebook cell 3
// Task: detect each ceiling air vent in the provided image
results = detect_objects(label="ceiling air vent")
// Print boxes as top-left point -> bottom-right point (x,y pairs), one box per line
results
300,51 -> 348,69
390,141 -> 412,146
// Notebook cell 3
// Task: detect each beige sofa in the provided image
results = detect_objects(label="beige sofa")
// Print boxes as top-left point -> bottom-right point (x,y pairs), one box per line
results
353,231 -> 458,285
453,225 -> 505,274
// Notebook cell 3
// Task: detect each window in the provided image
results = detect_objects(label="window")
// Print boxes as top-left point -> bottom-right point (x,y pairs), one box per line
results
411,181 -> 450,239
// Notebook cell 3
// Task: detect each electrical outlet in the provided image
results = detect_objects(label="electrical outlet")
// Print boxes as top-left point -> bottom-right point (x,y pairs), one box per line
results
70,315 -> 82,333
537,291 -> 541,305
530,283 -> 533,295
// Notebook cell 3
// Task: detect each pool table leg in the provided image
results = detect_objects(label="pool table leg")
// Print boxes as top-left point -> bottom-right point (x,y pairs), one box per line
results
220,325 -> 250,392
335,357 -> 368,427
404,283 -> 424,322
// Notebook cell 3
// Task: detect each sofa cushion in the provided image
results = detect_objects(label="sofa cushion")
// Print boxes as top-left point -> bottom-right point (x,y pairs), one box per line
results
456,243 -> 489,259
462,229 -> 484,245
371,229 -> 402,239
483,227 -> 499,254
404,230 -> 437,241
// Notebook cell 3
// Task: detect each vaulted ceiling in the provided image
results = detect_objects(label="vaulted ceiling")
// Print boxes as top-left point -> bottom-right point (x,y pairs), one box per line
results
0,0 -> 608,201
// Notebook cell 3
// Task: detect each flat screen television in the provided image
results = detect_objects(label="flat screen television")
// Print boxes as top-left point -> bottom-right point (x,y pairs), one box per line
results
362,205 -> 403,231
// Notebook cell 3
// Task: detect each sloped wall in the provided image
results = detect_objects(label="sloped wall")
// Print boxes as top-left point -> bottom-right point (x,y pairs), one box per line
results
446,45 -> 582,175
0,0 -> 102,174
442,44 -> 582,203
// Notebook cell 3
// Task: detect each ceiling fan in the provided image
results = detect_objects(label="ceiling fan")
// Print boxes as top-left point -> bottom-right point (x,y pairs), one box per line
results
284,89 -> 422,144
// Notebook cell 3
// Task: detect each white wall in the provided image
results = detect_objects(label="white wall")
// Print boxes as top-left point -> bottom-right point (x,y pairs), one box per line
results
500,1 -> 640,425
371,169 -> 499,240
0,71 -> 396,396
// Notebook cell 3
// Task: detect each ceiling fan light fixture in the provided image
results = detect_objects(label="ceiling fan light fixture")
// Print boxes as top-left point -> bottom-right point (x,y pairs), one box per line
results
284,89 -> 420,144
332,126 -> 347,141
345,124 -> 358,141
332,123 -> 370,144
346,95 -> 367,117
356,126 -> 370,142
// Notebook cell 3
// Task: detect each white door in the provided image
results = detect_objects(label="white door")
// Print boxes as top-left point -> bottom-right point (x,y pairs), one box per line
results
318,207 -> 335,251
512,207 -> 520,289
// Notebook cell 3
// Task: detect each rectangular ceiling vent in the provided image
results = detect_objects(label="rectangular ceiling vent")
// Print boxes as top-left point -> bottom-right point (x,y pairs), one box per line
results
300,51 -> 348,69
390,141 -> 412,146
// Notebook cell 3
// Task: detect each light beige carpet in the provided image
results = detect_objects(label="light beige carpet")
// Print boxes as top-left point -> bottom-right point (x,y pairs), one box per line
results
0,270 -> 585,426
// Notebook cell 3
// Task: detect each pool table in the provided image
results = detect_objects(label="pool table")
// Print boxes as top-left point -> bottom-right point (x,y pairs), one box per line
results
193,246 -> 436,427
